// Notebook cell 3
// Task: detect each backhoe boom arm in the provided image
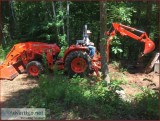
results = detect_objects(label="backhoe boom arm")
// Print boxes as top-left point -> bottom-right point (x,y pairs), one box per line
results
106,23 -> 155,62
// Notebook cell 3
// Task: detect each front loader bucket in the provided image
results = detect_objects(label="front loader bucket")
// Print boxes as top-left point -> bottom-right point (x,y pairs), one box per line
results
143,40 -> 155,55
0,62 -> 25,80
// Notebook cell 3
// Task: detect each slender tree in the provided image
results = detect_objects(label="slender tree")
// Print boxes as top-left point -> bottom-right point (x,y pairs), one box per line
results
8,0 -> 15,41
52,1 -> 60,36
99,1 -> 109,83
52,1 -> 56,18
158,1 -> 160,52
0,0 -> 2,45
146,1 -> 152,34
59,1 -> 65,35
66,1 -> 70,44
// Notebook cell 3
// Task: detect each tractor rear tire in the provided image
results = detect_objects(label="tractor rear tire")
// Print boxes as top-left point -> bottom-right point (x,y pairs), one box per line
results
65,51 -> 91,77
26,61 -> 44,77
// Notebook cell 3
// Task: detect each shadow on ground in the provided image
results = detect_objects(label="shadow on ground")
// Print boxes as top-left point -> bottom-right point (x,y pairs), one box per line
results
1,89 -> 32,108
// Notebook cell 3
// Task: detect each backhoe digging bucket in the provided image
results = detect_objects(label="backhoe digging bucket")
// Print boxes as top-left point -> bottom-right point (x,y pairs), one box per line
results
143,39 -> 155,55
0,62 -> 25,80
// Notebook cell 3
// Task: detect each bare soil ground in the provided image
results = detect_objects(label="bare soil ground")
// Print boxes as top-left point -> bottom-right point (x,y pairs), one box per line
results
0,74 -> 38,107
0,64 -> 159,108
109,64 -> 159,96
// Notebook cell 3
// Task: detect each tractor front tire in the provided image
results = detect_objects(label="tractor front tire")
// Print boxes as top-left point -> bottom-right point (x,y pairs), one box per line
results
26,61 -> 44,77
65,51 -> 91,77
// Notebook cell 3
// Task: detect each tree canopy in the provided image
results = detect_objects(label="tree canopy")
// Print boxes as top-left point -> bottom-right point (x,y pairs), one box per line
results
1,1 -> 159,61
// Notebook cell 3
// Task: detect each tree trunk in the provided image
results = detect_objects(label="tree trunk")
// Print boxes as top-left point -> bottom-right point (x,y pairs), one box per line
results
158,1 -> 160,117
52,1 -> 60,36
0,0 -> 2,45
146,2 -> 152,34
158,1 -> 160,52
66,1 -> 70,44
159,1 -> 160,116
59,1 -> 65,35
9,0 -> 15,41
52,1 -> 56,19
10,0 -> 16,23
99,1 -> 109,83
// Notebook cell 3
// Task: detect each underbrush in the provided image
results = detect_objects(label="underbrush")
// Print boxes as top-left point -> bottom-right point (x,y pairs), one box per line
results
0,45 -> 5,61
133,87 -> 159,119
27,71 -> 159,120
112,61 -> 127,72
0,45 -> 12,61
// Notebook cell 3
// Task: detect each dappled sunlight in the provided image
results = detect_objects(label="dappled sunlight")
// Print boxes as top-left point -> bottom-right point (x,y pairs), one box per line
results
27,73 -> 159,120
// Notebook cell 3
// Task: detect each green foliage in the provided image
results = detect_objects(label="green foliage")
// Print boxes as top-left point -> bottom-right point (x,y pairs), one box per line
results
58,34 -> 67,57
28,73 -> 124,119
0,43 -> 15,61
42,52 -> 48,70
27,71 -> 158,119
55,8 -> 65,27
2,24 -> 11,43
58,34 -> 67,46
106,2 -> 136,25
111,46 -> 123,55
110,36 -> 123,54
112,61 -> 120,69
2,1 -> 158,62
2,1 -> 68,44
134,87 -> 159,119
109,72 -> 127,85
111,61 -> 127,72
0,46 -> 5,61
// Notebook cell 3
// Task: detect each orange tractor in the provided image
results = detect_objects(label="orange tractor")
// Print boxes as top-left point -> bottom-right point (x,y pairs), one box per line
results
0,23 -> 155,80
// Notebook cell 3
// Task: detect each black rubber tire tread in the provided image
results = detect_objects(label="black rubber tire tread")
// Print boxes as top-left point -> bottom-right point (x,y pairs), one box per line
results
26,61 -> 44,77
65,51 -> 91,77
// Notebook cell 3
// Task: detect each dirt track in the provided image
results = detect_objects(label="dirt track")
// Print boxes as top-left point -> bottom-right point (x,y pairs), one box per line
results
0,64 -> 159,108
109,64 -> 159,96
1,74 -> 38,107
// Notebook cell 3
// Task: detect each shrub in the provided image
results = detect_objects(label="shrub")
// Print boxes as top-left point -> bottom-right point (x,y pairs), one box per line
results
28,72 -> 158,120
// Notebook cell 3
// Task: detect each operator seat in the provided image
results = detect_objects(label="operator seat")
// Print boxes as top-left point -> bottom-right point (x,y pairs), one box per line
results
76,40 -> 85,46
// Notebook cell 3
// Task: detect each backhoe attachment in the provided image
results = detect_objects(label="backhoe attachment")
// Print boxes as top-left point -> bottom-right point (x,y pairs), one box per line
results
106,23 -> 155,62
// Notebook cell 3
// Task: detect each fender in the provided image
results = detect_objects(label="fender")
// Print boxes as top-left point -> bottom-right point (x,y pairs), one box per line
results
63,45 -> 89,62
